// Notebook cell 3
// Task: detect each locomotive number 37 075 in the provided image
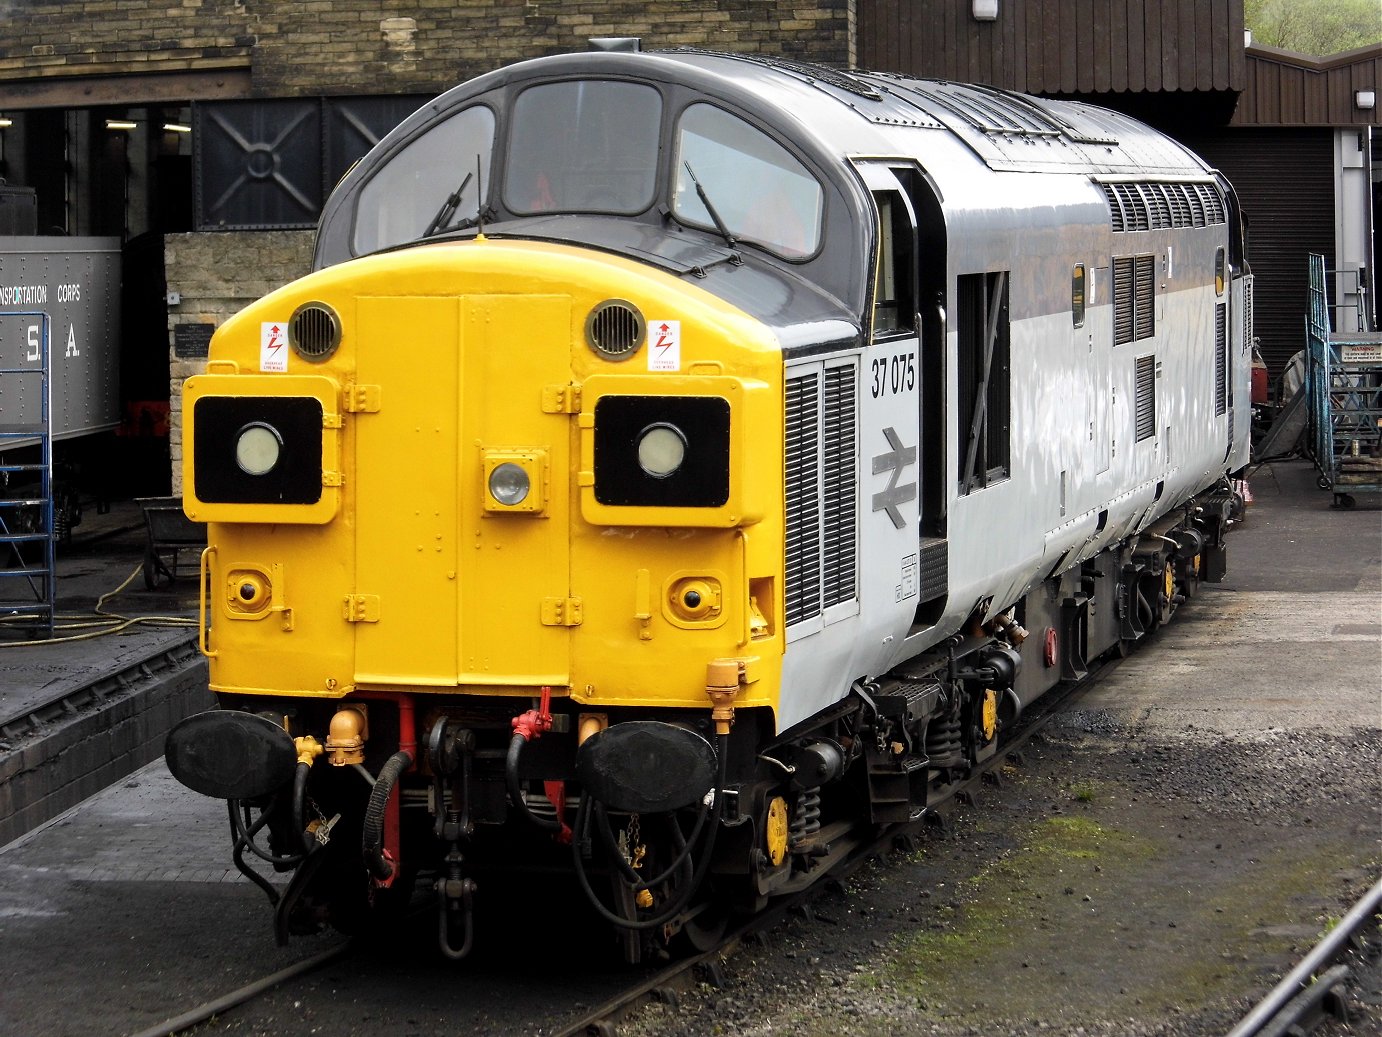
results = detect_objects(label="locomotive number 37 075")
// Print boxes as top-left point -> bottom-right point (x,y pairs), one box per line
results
870,351 -> 916,399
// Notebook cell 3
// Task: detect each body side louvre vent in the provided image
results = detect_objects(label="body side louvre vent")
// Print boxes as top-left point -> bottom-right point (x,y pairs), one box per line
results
1134,354 -> 1156,441
785,371 -> 822,627
820,363 -> 858,609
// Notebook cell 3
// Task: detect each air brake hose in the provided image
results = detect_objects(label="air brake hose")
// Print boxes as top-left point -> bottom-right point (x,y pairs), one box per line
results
362,749 -> 413,881
293,762 -> 313,852
506,733 -> 563,831
571,731 -> 730,931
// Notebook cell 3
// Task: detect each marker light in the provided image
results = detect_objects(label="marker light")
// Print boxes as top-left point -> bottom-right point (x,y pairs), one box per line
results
488,462 -> 531,506
235,423 -> 283,476
636,424 -> 687,478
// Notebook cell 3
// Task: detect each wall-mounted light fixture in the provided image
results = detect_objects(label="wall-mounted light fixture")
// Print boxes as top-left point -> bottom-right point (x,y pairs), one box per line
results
972,0 -> 998,21
163,122 -> 192,134
105,119 -> 138,131
0,117 -> 12,129
1356,90 -> 1377,111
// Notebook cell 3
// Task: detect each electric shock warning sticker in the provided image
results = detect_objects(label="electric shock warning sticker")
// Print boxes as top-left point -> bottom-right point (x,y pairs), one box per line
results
648,320 -> 680,372
260,321 -> 288,372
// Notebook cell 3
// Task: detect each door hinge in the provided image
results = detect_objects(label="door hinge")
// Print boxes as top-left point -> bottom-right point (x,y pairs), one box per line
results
344,383 -> 382,413
343,594 -> 380,623
322,470 -> 345,487
541,384 -> 582,414
541,596 -> 583,627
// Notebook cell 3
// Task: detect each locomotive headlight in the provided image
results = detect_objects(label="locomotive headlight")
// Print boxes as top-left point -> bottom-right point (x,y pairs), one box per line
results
482,450 -> 546,514
636,423 -> 687,478
488,462 -> 531,506
235,422 -> 284,476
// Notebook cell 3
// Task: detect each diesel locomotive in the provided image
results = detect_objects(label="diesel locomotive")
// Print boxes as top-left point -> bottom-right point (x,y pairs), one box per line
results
166,44 -> 1252,961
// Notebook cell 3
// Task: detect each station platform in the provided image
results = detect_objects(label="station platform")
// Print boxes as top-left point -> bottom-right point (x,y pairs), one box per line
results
0,498 -> 209,845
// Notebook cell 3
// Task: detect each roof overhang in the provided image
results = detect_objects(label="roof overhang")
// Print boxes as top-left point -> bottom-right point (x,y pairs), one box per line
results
0,66 -> 252,110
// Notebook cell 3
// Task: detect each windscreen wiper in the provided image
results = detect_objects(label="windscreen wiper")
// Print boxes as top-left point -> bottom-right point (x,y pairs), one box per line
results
422,171 -> 474,238
682,161 -> 738,250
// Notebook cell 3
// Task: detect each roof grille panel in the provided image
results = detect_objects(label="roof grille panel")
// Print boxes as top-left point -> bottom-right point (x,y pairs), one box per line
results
1100,180 -> 1226,232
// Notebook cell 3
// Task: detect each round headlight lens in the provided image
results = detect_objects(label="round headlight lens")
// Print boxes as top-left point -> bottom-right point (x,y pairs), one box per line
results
488,462 -> 531,506
235,423 -> 283,476
636,423 -> 687,479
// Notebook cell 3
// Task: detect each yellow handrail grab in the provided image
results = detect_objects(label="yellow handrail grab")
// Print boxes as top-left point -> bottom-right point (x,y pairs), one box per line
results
199,544 -> 219,658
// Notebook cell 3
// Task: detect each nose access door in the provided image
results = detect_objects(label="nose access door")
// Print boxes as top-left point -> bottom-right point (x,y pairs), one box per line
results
351,294 -> 573,690
352,297 -> 464,687
457,294 -> 574,687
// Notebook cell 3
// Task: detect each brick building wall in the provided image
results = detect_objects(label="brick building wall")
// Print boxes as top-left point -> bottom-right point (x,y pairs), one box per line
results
4,0 -> 854,493
1,1 -> 854,96
165,230 -> 314,495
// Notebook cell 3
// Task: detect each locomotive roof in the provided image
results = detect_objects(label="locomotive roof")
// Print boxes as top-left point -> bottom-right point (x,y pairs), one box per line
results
314,47 -> 1223,333
651,48 -> 1214,179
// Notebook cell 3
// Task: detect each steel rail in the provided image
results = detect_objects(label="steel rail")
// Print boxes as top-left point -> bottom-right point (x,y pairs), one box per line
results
1225,875 -> 1382,1037
124,941 -> 353,1037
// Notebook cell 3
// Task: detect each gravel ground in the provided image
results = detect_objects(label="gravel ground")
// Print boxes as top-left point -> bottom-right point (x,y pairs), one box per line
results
620,720 -> 1382,1037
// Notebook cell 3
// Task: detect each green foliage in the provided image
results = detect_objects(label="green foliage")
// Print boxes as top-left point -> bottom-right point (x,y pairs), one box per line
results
1245,0 -> 1382,57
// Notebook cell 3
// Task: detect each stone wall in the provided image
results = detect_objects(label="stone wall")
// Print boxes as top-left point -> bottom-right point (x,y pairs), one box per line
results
1,1 -> 855,96
165,229 -> 314,494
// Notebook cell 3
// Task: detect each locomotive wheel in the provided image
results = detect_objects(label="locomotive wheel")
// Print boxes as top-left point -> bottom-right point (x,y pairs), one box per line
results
672,886 -> 730,954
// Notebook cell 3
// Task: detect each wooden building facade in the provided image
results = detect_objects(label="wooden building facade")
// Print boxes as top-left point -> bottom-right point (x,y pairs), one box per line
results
854,2 -> 1380,380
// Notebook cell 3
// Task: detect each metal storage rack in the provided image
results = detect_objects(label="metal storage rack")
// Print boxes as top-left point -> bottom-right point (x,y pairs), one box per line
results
0,312 -> 56,635
1305,254 -> 1382,509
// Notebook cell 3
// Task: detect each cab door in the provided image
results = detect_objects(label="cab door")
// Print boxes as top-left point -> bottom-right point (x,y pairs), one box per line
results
855,162 -> 926,660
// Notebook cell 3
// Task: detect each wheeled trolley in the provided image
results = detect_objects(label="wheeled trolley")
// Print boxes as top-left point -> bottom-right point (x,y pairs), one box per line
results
135,496 -> 204,588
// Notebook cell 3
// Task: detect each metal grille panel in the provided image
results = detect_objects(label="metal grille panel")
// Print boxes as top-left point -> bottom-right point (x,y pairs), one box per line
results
821,364 -> 857,609
785,372 -> 821,627
1100,181 -> 1227,233
1214,303 -> 1227,416
1134,355 -> 1156,441
1133,256 -> 1155,340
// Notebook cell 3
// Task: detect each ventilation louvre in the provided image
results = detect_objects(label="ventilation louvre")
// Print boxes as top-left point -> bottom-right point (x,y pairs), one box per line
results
1100,181 -> 1228,233
1134,355 -> 1156,442
1214,303 -> 1228,416
289,302 -> 342,362
785,372 -> 822,627
585,300 -> 645,361
785,361 -> 859,629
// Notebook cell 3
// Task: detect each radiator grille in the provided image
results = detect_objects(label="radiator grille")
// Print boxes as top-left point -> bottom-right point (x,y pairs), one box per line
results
785,361 -> 859,628
821,365 -> 857,609
1214,303 -> 1228,416
785,373 -> 822,627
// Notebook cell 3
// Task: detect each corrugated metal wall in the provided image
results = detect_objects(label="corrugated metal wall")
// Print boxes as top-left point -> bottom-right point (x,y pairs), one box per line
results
857,0 -> 1244,94
1178,128 -> 1335,380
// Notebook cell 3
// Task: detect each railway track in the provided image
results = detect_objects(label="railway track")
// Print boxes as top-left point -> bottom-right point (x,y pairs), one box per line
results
1226,877 -> 1382,1037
